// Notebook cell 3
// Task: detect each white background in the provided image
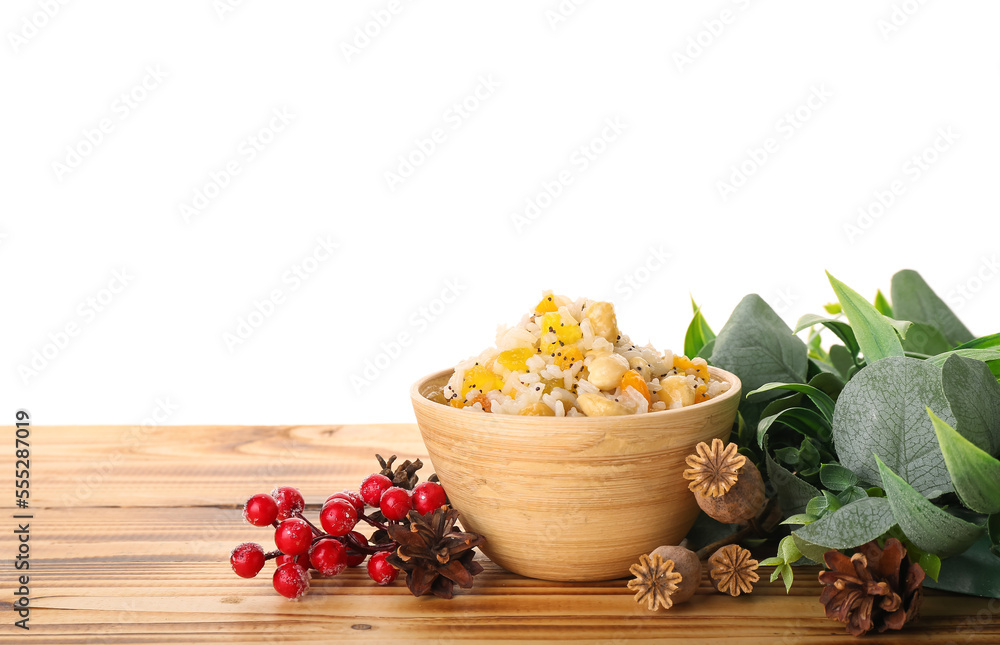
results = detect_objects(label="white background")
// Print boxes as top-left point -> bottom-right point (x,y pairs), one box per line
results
3,0 -> 998,426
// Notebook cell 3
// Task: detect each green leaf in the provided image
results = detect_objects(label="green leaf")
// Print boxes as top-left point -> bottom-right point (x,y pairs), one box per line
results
748,382 -> 836,424
837,486 -> 869,505
941,354 -> 1000,455
807,372 -> 845,401
823,302 -> 842,315
829,344 -> 855,380
832,356 -> 955,496
954,332 -> 1000,351
925,534 -> 1000,598
765,445 -> 820,516
989,514 -> 1000,556
874,454 -> 983,558
874,289 -> 893,317
820,463 -> 859,492
884,316 -> 914,340
757,407 -> 831,448
901,322 -> 953,356
794,496 -> 896,549
781,513 -> 818,525
794,314 -> 861,358
918,552 -> 942,582
711,295 -> 808,401
891,269 -> 974,346
929,408 -> 1000,514
696,337 -> 715,360
792,533 -> 832,564
779,534 -> 803,564
684,298 -> 716,360
827,272 -> 905,362
927,348 -> 1000,368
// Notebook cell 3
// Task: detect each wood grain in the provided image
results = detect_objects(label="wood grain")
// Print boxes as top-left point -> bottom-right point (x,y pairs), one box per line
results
1,424 -> 998,644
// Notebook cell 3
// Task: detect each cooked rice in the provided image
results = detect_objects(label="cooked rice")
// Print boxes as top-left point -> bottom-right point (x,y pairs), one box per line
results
437,291 -> 731,416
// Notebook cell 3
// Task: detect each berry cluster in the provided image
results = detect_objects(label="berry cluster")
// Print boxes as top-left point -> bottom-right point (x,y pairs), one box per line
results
230,467 -> 449,600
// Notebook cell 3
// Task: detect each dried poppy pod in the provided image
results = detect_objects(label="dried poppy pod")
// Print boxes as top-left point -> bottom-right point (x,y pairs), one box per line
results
708,544 -> 759,596
627,545 -> 701,610
683,438 -> 766,524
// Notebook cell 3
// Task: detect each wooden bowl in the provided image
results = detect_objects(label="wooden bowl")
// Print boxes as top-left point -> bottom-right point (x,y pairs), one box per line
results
410,366 -> 742,582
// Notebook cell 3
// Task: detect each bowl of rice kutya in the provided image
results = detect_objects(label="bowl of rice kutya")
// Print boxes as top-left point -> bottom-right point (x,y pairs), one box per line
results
411,292 -> 742,581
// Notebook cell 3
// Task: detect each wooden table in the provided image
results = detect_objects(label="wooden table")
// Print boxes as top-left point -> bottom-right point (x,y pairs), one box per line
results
5,424 -> 999,644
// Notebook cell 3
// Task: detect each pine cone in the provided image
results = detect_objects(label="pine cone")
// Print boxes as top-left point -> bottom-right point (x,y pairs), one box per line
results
376,454 -> 423,490
818,538 -> 925,636
386,507 -> 485,599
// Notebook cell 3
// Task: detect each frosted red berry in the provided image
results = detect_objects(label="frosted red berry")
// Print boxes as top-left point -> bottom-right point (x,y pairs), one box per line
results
271,486 -> 305,521
273,562 -> 310,599
367,550 -> 398,585
310,539 -> 348,577
411,481 -> 448,516
326,490 -> 364,515
243,493 -> 279,526
345,531 -> 368,567
230,542 -> 266,578
380,487 -> 412,521
274,517 -> 313,555
320,499 -> 358,536
360,474 -> 393,507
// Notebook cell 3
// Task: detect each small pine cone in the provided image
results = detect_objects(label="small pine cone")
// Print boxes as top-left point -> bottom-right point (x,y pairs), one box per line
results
818,538 -> 925,636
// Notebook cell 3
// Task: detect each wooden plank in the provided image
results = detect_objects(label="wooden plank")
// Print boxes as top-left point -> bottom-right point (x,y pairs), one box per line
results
2,426 -> 999,643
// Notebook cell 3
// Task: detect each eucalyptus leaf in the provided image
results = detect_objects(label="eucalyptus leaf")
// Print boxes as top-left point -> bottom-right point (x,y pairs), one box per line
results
925,534 -> 1000,598
901,322 -> 953,356
794,496 -> 895,549
685,299 -> 716,360
820,463 -> 859,491
781,513 -> 818,525
884,316 -> 914,340
827,272 -> 904,362
929,409 -> 1000,514
832,356 -> 955,496
696,337 -> 716,360
941,354 -> 1000,455
874,289 -> 893,317
838,486 -> 869,505
875,455 -> 983,558
766,445 -> 820,516
757,407 -> 831,448
829,344 -> 855,380
891,269 -> 974,346
711,294 -> 808,401
748,382 -> 836,423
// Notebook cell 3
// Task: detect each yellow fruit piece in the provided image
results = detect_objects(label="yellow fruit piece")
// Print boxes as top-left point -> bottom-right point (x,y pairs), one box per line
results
518,402 -> 555,416
695,383 -> 709,403
673,355 -> 710,382
535,294 -> 558,314
461,365 -> 504,398
540,312 -> 583,345
554,345 -> 584,369
497,348 -> 533,372
621,369 -> 651,405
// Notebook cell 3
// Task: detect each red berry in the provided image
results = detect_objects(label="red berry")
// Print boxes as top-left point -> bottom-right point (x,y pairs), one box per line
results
309,539 -> 348,577
360,474 -> 393,507
274,518 -> 313,555
367,550 -> 398,585
243,493 -> 279,526
345,531 -> 368,567
271,486 -> 305,521
230,542 -> 265,578
320,499 -> 358,536
380,487 -> 412,521
273,562 -> 310,599
275,554 -> 295,567
326,490 -> 364,515
411,481 -> 448,515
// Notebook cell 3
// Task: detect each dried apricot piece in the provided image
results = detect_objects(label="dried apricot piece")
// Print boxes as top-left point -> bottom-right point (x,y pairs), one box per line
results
621,369 -> 651,405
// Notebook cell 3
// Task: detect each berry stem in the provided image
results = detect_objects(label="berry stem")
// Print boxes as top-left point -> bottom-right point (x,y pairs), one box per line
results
344,531 -> 397,555
263,549 -> 283,561
292,510 -> 324,537
357,511 -> 389,531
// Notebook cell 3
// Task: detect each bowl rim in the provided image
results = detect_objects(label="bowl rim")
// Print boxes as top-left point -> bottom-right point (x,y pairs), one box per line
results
411,364 -> 742,422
